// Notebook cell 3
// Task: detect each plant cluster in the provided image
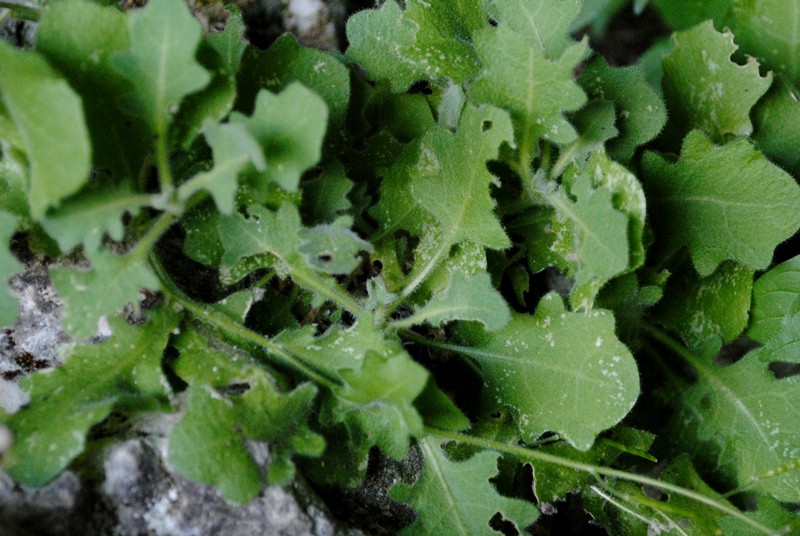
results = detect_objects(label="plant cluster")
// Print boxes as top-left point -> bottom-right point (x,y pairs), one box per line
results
1,0 -> 799,533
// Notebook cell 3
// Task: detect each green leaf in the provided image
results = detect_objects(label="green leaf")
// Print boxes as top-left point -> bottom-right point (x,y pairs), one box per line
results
169,386 -> 262,504
298,217 -> 373,275
665,351 -> 800,503
455,293 -> 640,450
651,0 -> 734,30
410,103 -> 513,251
333,350 -> 428,460
177,120 -> 265,214
488,0 -> 582,58
4,311 -> 177,486
230,84 -> 327,192
469,26 -> 588,146
752,77 -> 800,177
345,0 -> 421,92
207,9 -> 247,76
531,426 -> 655,503
579,57 -> 667,162
414,378 -> 471,432
0,42 -> 91,218
642,130 -> 800,276
276,321 -> 427,459
749,312 -> 800,364
396,271 -> 511,331
748,255 -> 800,344
518,163 -> 632,309
557,100 -> 619,171
111,0 -> 210,137
0,211 -> 20,326
237,34 -> 350,141
170,40 -> 237,149
217,202 -> 363,312
719,496 -> 800,535
656,261 -> 754,354
36,0 -> 149,185
390,437 -> 538,535
732,0 -> 800,86
40,185 -> 151,253
662,21 -> 772,141
51,247 -> 160,338
300,160 -> 353,224
169,328 -> 323,501
401,0 -> 486,84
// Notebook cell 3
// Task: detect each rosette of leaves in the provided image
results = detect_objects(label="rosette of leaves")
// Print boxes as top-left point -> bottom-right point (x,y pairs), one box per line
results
0,0 -> 799,534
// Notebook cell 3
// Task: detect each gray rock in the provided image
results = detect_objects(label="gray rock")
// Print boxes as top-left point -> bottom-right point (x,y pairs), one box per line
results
0,470 -> 87,536
0,16 -> 36,48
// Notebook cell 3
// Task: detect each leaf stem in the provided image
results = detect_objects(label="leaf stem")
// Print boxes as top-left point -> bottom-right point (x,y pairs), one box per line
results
288,266 -> 366,319
155,132 -> 174,193
151,257 -> 340,389
423,426 -> 780,536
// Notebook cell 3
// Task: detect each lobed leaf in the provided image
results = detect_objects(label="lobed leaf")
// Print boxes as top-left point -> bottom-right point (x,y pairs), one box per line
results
642,130 -> 800,277
455,293 -> 640,450
0,42 -> 91,218
111,0 -> 210,138
469,26 -> 589,146
390,437 -> 538,535
4,311 -> 178,486
662,21 -> 772,141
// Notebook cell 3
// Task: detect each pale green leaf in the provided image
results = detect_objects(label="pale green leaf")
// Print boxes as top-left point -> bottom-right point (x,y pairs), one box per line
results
519,168 -> 630,310
334,350 -> 427,460
642,130 -> 800,276
401,0 -> 486,84
207,10 -> 247,75
36,0 -> 150,184
531,426 -> 655,503
557,100 -> 619,170
390,437 -> 539,535
455,293 -> 640,450
733,0 -> 800,86
488,0 -> 582,58
111,0 -> 210,136
0,42 -> 91,218
40,185 -> 150,252
748,255 -> 800,344
275,321 -> 427,459
51,247 -> 160,338
169,385 -> 263,504
177,120 -> 265,214
345,0 -> 421,92
4,311 -> 177,486
298,217 -> 373,275
217,203 -> 363,312
170,40 -> 237,148
662,21 -> 772,141
410,103 -> 513,250
170,327 -> 323,499
656,261 -> 754,354
397,271 -> 511,331
238,34 -> 350,139
579,57 -> 667,161
469,26 -> 588,145
230,84 -> 327,192
749,312 -> 800,364
719,496 -> 800,535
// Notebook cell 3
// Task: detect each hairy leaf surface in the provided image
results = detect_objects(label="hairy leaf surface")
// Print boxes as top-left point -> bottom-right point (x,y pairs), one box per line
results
642,131 -> 800,276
